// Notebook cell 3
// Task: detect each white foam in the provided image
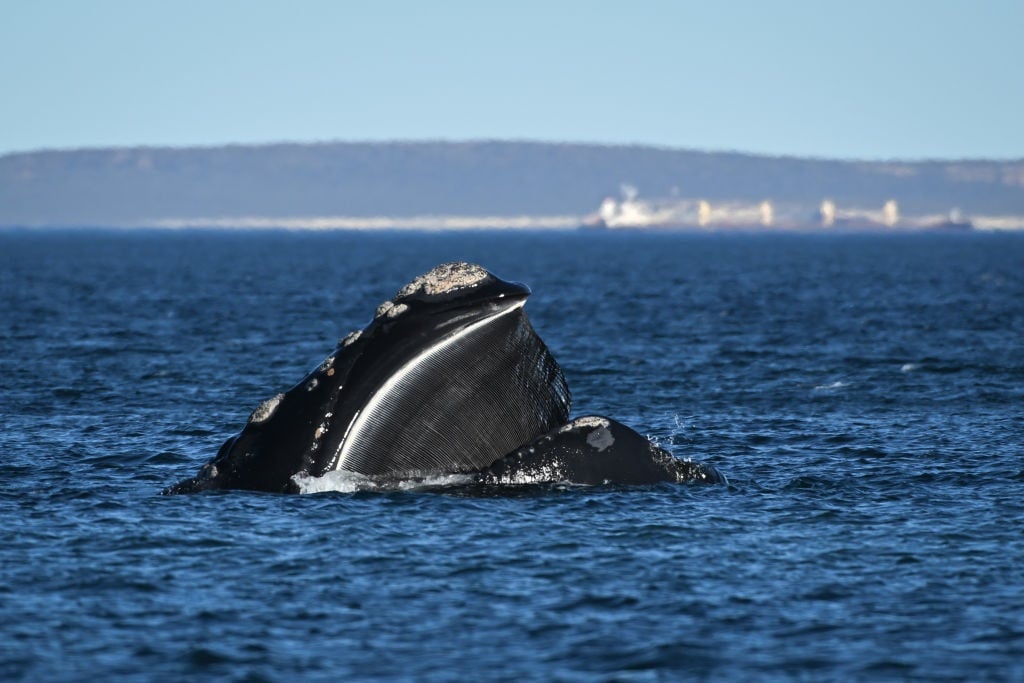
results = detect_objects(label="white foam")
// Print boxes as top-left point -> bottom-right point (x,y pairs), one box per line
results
291,469 -> 475,494
478,451 -> 590,485
395,473 -> 477,491
813,380 -> 848,391
487,463 -> 568,485
292,469 -> 375,494
900,363 -> 919,373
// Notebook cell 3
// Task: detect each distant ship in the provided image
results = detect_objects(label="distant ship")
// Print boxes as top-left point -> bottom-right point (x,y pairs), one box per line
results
580,188 -> 690,230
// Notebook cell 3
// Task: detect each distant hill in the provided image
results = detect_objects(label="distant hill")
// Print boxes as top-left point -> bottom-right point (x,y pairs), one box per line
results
2,140 -> 1023,227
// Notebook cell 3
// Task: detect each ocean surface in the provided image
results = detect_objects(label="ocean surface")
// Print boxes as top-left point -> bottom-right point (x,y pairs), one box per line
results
2,228 -> 1022,681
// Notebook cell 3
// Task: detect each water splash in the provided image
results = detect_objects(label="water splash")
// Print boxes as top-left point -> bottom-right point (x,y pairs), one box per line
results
292,469 -> 475,494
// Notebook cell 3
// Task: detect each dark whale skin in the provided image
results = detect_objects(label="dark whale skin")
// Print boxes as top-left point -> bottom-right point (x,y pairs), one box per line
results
474,416 -> 726,486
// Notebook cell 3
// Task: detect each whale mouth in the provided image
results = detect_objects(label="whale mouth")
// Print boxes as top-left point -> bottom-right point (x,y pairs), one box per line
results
333,297 -> 527,469
284,263 -> 569,481
328,293 -> 566,477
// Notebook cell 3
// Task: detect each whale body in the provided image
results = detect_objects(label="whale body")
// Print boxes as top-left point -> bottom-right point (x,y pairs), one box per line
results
165,263 -> 723,494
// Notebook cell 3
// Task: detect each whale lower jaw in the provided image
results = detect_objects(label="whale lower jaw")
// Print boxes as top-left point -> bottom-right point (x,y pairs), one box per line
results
333,299 -> 527,473
472,415 -> 727,487
282,415 -> 725,494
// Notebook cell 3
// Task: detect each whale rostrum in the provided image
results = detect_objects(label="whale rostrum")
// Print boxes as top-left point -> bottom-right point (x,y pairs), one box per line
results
164,262 -> 723,494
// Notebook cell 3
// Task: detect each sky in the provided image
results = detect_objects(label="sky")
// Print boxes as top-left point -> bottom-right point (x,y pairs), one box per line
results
1,0 -> 1022,160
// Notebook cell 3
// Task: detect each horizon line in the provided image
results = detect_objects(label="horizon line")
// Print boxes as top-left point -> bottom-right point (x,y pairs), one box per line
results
3,137 -> 1023,166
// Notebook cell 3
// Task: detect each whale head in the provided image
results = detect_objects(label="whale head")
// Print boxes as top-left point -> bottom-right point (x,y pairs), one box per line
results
165,262 -> 571,493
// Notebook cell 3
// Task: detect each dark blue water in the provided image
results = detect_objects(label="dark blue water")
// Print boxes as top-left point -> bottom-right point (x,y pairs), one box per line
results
2,229 -> 1022,681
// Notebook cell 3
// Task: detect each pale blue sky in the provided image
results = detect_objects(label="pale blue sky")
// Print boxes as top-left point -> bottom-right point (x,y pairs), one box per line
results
1,0 -> 1021,160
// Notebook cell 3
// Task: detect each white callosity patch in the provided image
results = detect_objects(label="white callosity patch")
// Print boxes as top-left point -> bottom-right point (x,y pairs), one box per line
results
373,299 -> 409,320
373,263 -> 486,322
248,393 -> 284,425
395,262 -> 489,299
554,416 -> 614,452
340,329 -> 361,347
585,426 -> 615,452
569,416 -> 611,430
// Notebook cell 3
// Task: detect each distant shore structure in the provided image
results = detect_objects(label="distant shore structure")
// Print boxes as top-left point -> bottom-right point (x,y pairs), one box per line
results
144,214 -> 582,231
580,187 -> 994,232
88,203 -> 1016,232
3,142 -> 1023,230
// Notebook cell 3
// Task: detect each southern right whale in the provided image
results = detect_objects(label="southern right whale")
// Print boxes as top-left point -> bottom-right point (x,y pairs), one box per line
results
164,262 -> 723,494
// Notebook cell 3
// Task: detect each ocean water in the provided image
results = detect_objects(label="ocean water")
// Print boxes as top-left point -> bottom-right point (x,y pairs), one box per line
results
1,228 -> 1022,681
